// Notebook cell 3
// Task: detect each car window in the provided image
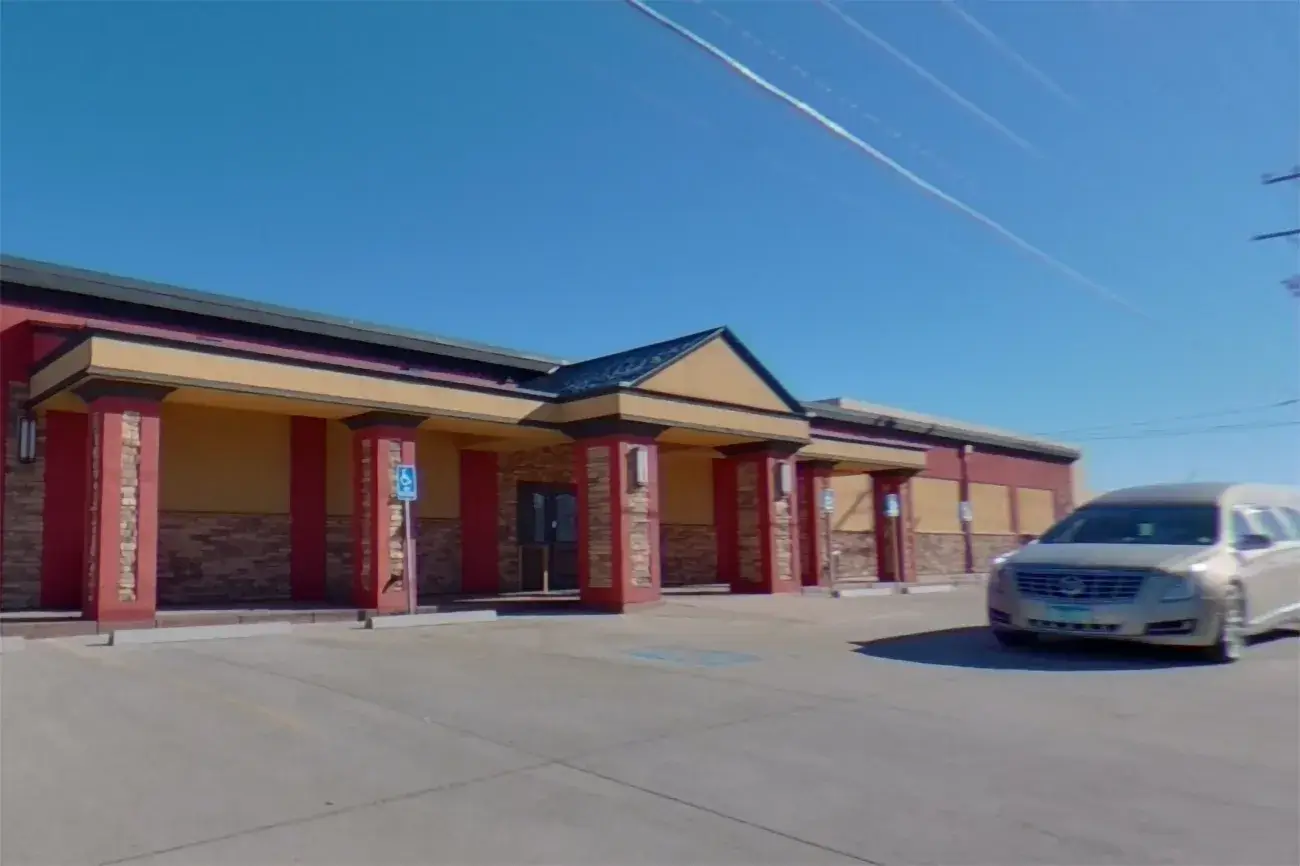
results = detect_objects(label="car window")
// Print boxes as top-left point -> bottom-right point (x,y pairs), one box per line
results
1279,506 -> 1300,539
1252,507 -> 1297,541
1038,504 -> 1219,546
1230,509 -> 1258,543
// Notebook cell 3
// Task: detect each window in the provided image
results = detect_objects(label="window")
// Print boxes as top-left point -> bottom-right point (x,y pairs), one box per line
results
1230,509 -> 1258,544
1280,507 -> 1300,538
1038,504 -> 1219,546
1251,507 -> 1297,542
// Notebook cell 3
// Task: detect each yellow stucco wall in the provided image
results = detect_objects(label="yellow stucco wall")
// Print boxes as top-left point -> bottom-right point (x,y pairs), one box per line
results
159,404 -> 290,514
829,474 -> 874,532
659,451 -> 714,525
912,477 -> 961,534
969,482 -> 1012,535
1017,488 -> 1056,535
325,421 -> 353,517
639,339 -> 791,414
417,431 -> 460,520
324,424 -> 460,518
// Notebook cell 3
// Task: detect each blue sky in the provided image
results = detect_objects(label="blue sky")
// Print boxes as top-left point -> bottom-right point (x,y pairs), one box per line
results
3,0 -> 1297,492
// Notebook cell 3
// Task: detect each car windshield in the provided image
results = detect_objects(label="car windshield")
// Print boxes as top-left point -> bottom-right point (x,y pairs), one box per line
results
1038,504 -> 1220,546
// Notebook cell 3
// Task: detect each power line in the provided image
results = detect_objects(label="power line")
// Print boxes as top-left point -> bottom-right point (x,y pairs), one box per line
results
1039,398 -> 1300,437
1073,419 -> 1300,443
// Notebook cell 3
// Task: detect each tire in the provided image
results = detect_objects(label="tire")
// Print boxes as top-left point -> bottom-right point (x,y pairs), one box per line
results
1200,583 -> 1247,664
993,628 -> 1038,648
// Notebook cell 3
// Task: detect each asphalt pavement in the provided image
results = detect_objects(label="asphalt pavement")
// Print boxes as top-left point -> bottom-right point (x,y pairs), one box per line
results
2,589 -> 1296,866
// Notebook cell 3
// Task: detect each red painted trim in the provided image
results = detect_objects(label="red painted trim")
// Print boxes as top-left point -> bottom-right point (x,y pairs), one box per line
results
609,440 -> 626,610
0,319 -> 34,600
350,429 -> 416,613
783,457 -> 801,593
289,416 -> 327,601
459,450 -> 500,595
40,411 -> 89,609
713,458 -> 737,585
575,442 -> 591,604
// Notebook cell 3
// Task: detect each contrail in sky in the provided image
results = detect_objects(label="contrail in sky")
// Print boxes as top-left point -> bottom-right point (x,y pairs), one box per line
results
941,0 -> 1079,108
622,0 -> 1152,320
814,0 -> 1040,157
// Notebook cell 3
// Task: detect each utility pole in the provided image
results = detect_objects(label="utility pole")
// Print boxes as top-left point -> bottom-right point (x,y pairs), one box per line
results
1252,165 -> 1300,299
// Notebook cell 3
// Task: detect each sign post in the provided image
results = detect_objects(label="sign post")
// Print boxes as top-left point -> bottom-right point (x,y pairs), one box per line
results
884,492 -> 902,584
820,487 -> 836,590
395,464 -> 419,615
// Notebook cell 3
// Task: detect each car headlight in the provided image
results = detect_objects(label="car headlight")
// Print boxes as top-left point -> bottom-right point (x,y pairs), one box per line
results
989,559 -> 1013,594
1160,566 -> 1203,602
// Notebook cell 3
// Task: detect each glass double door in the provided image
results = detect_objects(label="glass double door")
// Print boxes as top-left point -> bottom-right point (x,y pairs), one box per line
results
517,483 -> 579,592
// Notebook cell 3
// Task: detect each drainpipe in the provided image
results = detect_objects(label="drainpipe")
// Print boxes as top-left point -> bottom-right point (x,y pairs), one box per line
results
959,444 -> 974,574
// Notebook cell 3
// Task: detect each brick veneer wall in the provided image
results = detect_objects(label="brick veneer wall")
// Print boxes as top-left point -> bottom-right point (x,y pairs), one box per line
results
831,530 -> 876,579
584,445 -> 613,590
626,466 -> 654,588
913,533 -> 1019,576
1,384 -> 43,610
971,534 -> 1019,570
157,513 -> 292,605
324,515 -> 351,603
660,524 -> 716,585
497,445 -> 574,592
117,412 -> 143,602
417,517 -> 460,597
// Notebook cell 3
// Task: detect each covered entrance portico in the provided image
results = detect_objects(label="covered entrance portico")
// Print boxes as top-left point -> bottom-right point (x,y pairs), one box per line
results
19,327 -> 926,625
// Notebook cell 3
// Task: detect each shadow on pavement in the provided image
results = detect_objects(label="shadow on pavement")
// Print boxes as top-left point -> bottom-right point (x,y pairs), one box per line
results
850,626 -> 1295,672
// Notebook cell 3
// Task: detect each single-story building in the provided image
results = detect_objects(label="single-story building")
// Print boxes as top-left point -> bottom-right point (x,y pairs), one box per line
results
0,255 -> 1082,623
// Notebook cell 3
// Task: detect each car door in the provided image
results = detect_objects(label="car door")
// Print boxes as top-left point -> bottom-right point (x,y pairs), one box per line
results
1236,506 -> 1299,627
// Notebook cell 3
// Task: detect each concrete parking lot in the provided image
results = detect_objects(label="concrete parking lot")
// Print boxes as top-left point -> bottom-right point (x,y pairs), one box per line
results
2,588 -> 1297,866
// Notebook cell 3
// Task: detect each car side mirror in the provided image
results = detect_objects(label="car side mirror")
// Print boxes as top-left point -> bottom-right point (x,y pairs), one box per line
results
1236,533 -> 1273,552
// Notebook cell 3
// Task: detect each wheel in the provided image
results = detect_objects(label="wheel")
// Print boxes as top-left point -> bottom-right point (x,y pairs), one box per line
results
1200,583 -> 1247,664
993,628 -> 1038,648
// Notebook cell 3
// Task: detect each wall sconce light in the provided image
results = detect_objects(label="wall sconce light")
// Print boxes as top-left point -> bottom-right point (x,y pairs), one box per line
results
629,445 -> 650,487
17,415 -> 38,464
774,461 -> 793,499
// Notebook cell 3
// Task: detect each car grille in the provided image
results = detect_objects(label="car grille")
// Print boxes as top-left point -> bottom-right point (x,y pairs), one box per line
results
1027,619 -> 1121,633
1014,569 -> 1147,603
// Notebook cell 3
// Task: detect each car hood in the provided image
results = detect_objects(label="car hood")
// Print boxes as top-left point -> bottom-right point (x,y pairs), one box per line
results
1005,543 -> 1210,572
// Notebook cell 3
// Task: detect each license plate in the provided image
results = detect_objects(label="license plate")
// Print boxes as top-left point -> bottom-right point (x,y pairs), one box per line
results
1047,604 -> 1094,623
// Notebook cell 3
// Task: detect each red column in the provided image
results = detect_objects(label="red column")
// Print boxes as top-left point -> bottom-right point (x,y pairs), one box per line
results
289,416 -> 327,602
797,461 -> 834,588
574,433 -> 661,612
40,411 -> 89,609
724,447 -> 800,595
77,384 -> 169,624
459,449 -> 500,595
348,415 -> 421,613
872,470 -> 916,583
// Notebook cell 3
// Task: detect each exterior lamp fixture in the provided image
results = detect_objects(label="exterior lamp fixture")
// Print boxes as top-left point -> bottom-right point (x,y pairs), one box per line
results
774,462 -> 793,499
629,445 -> 650,487
17,414 -> 38,464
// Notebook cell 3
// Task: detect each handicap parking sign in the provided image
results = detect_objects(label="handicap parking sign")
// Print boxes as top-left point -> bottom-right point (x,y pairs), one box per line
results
395,464 -> 418,502
884,493 -> 900,519
821,488 -> 835,514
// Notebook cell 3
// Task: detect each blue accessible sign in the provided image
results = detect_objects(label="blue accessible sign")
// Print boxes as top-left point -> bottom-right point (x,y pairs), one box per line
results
884,493 -> 901,519
821,488 -> 835,515
395,464 -> 418,502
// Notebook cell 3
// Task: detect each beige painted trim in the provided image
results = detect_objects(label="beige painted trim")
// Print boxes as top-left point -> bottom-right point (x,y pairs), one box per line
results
799,438 -> 927,470
31,336 -> 812,444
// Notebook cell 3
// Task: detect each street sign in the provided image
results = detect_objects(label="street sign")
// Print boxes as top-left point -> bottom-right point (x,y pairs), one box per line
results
958,501 -> 973,523
821,488 -> 835,515
884,493 -> 900,519
395,464 -> 418,502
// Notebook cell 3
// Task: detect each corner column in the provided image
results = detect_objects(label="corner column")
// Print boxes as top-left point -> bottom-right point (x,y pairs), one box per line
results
722,444 -> 801,595
347,412 -> 422,614
871,469 -> 916,583
570,421 -> 663,613
797,461 -> 835,588
76,382 -> 171,624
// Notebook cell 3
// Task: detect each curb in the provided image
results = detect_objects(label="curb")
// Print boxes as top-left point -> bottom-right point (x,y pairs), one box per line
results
901,584 -> 956,595
108,621 -> 293,646
831,586 -> 897,598
364,610 -> 498,630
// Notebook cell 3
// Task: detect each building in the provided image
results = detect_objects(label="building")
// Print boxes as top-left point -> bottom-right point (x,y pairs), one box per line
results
0,256 -> 1082,623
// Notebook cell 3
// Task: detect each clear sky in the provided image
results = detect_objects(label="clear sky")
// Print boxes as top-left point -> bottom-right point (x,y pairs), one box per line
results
3,0 -> 1298,492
